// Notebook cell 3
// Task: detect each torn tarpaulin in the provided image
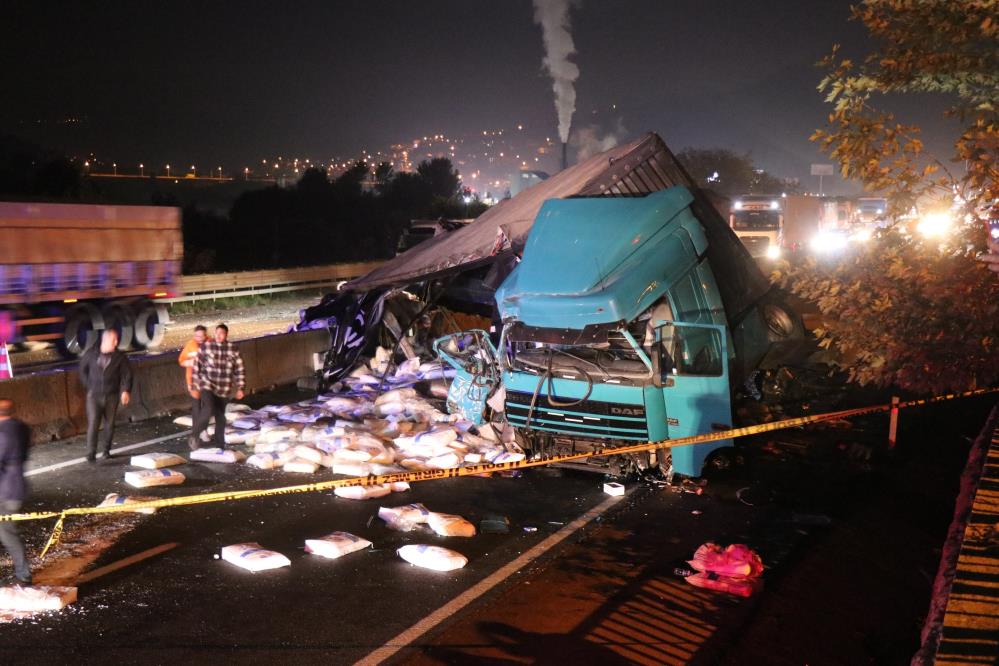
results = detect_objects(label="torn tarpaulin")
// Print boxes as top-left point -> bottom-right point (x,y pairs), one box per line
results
295,289 -> 389,384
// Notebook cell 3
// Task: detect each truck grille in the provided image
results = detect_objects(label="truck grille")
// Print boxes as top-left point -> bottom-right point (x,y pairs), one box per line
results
505,390 -> 649,440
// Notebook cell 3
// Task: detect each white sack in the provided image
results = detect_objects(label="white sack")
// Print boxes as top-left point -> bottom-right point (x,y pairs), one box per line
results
305,532 -> 372,559
221,543 -> 291,572
129,452 -> 186,469
125,469 -> 185,488
397,544 -> 468,572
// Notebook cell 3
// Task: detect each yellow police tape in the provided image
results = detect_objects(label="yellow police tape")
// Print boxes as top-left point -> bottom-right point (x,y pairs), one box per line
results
1,385 -> 996,559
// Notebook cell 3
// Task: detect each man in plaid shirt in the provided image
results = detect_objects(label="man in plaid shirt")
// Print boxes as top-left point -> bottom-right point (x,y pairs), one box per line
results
189,323 -> 245,450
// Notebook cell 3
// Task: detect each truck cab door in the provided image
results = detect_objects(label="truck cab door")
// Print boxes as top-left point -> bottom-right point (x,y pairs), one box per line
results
653,321 -> 732,477
433,329 -> 498,425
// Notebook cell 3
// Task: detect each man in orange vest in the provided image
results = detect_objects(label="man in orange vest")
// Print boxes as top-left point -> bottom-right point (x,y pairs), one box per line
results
179,325 -> 207,438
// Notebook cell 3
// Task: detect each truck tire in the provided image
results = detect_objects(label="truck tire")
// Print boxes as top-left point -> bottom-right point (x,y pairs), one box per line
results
102,303 -> 135,351
134,303 -> 168,349
61,304 -> 104,357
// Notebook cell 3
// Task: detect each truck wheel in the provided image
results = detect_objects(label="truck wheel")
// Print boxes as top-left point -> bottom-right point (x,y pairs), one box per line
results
102,303 -> 135,351
134,303 -> 169,349
61,304 -> 104,357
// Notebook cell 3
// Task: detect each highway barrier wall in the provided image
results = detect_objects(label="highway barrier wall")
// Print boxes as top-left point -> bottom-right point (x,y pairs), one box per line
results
1,329 -> 330,445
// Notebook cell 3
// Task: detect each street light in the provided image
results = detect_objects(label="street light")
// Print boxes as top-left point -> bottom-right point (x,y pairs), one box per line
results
191,165 -> 196,177
84,161 -> 90,173
112,162 -> 117,176
139,163 -> 144,176
244,167 -> 249,180
217,166 -> 222,180
165,164 -> 171,177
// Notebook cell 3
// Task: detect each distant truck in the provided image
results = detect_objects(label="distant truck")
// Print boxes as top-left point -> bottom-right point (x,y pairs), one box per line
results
728,195 -> 782,259
854,197 -> 888,226
436,186 -> 805,479
0,202 -> 181,355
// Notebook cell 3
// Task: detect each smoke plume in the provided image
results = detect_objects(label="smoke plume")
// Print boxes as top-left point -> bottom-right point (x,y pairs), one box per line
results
573,118 -> 628,161
532,0 -> 579,144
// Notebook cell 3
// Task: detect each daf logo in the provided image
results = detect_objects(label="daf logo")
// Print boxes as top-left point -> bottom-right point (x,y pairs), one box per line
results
610,406 -> 644,416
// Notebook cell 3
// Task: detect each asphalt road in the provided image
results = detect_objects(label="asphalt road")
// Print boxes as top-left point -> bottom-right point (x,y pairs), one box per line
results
1,386 -> 990,665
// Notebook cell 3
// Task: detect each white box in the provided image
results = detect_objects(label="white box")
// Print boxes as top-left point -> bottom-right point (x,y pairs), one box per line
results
603,482 -> 625,496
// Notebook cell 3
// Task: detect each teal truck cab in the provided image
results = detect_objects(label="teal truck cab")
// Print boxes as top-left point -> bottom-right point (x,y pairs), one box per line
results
435,186 -> 804,479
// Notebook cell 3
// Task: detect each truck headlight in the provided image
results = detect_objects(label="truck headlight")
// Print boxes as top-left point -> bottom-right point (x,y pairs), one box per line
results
765,244 -> 781,259
810,230 -> 848,253
852,228 -> 873,242
733,201 -> 743,210
770,201 -> 779,210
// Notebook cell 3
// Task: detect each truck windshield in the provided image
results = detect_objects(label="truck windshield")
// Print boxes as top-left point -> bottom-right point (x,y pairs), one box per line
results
731,211 -> 780,230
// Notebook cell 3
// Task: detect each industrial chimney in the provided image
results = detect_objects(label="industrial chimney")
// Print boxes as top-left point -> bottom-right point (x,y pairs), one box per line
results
561,142 -> 568,171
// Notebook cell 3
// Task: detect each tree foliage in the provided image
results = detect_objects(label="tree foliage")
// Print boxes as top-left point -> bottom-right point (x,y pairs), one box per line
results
676,147 -> 791,196
780,0 -> 999,394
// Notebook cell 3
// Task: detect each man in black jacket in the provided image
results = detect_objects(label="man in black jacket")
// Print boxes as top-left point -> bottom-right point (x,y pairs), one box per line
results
0,399 -> 31,585
79,329 -> 132,462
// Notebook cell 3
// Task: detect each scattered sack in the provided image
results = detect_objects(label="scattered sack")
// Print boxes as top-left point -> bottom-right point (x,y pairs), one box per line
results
293,445 -> 333,467
331,462 -> 372,477
283,458 -> 319,474
246,452 -> 292,470
221,543 -> 291,572
334,484 -> 393,501
0,585 -> 77,611
379,503 -> 431,531
129,452 -> 186,469
397,544 -> 468,572
427,512 -> 476,537
190,448 -> 246,464
98,493 -> 158,515
305,532 -> 372,559
125,469 -> 186,488
172,415 -> 193,427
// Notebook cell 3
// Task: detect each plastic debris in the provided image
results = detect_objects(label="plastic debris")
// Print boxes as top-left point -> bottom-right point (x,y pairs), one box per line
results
0,585 -> 77,611
305,532 -> 372,559
190,448 -> 246,464
480,515 -> 510,534
428,512 -> 476,537
221,543 -> 291,572
684,542 -> 764,598
125,469 -> 186,488
98,493 -> 158,514
397,544 -> 468,571
379,503 -> 431,531
129,452 -> 187,469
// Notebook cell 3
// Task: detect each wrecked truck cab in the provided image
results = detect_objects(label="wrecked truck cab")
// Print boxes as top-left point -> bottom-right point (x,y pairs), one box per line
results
436,185 -> 803,478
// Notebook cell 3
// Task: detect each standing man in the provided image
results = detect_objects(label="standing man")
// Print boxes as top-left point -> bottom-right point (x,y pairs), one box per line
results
0,399 -> 31,585
190,323 -> 245,451
79,329 -> 132,462
179,325 -> 207,437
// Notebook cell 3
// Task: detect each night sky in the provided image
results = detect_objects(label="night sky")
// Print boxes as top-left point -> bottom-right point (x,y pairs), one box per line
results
1,0 -> 956,192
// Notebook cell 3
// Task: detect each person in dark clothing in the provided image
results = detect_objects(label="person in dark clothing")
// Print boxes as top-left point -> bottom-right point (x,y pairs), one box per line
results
0,399 -> 31,585
78,329 -> 132,462
190,324 -> 244,451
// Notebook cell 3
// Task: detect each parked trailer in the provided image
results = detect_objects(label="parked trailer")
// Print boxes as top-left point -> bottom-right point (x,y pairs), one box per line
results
0,202 -> 181,355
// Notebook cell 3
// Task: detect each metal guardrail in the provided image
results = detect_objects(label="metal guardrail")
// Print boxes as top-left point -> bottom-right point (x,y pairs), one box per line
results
155,260 -> 384,303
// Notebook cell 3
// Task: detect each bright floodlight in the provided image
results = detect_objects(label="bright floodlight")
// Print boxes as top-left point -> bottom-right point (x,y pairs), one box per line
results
734,201 -> 743,210
765,244 -> 781,259
916,212 -> 952,238
769,200 -> 779,210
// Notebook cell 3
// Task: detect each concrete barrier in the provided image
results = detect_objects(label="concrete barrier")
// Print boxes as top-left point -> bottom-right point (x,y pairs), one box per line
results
0,329 -> 330,445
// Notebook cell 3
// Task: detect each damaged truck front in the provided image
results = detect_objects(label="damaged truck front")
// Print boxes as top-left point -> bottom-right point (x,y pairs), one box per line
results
436,186 -> 804,479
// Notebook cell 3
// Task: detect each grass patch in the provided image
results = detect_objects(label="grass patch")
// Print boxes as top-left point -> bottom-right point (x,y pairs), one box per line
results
168,288 -> 327,316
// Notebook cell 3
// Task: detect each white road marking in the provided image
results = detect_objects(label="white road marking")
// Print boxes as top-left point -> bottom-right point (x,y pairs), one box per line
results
25,431 -> 190,477
355,493 -> 625,666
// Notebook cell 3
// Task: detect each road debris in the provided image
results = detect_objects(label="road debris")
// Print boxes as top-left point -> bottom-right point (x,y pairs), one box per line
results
124,469 -> 186,488
603,482 -> 625,496
427,512 -> 476,537
0,585 -> 77,612
97,493 -> 158,515
129,452 -> 186,469
397,544 -> 468,571
220,543 -> 291,572
304,532 -> 372,559
684,542 -> 764,598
